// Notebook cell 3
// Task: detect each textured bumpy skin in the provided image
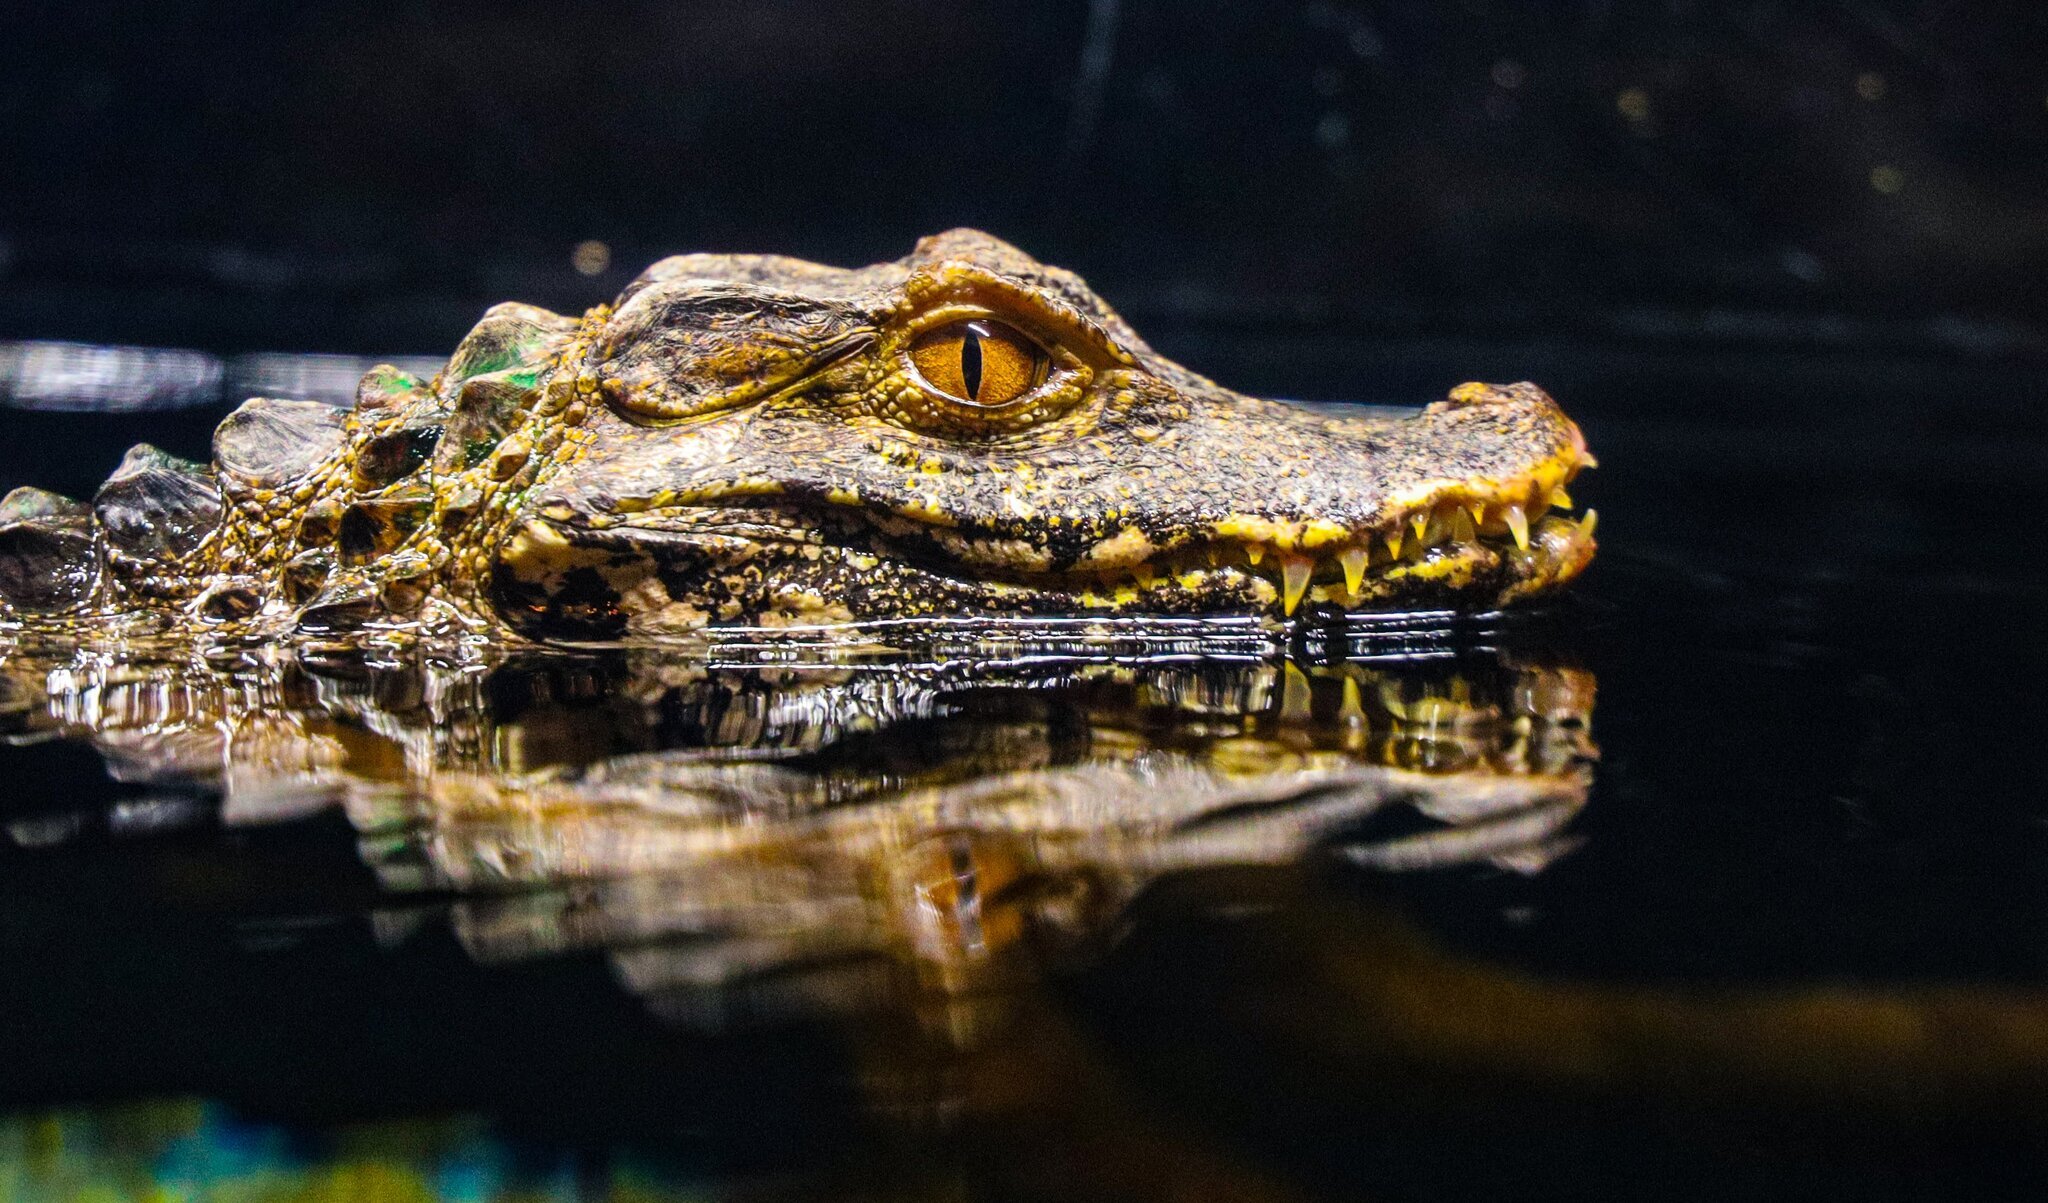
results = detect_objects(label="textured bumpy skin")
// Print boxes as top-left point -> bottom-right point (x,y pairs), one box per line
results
0,230 -> 1596,642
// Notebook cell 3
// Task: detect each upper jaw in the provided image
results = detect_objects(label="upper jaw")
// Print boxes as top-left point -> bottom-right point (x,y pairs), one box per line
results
873,380 -> 1600,614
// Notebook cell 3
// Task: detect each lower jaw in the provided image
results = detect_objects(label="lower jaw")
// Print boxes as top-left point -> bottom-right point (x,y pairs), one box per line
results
497,511 -> 1596,640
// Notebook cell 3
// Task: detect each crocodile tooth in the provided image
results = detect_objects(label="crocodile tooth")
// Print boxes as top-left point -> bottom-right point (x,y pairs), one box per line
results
1580,508 -> 1599,537
1550,486 -> 1574,510
1339,547 -> 1367,597
1468,503 -> 1487,529
1132,562 -> 1158,589
1383,527 -> 1403,560
1279,555 -> 1313,615
1245,543 -> 1264,566
1339,676 -> 1367,727
1281,664 -> 1313,721
1409,511 -> 1430,543
1504,504 -> 1529,550
1450,505 -> 1478,544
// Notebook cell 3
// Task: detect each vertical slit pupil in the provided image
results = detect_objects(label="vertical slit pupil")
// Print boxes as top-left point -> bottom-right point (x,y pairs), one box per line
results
960,325 -> 984,401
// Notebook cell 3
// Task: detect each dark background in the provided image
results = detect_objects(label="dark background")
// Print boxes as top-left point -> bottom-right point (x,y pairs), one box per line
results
4,0 -> 2044,613
5,1 -> 2048,385
7,6 -> 2048,1197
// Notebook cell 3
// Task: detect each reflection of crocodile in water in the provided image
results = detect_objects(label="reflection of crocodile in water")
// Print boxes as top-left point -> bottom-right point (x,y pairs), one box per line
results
0,231 -> 1595,642
15,624 -> 2048,1183
0,621 -> 1595,1024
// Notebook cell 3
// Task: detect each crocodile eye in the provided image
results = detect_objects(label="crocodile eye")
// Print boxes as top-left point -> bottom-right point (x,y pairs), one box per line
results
909,320 -> 1048,407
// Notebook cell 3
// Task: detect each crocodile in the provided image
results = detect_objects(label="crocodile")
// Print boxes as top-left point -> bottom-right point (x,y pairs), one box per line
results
0,230 -> 1595,642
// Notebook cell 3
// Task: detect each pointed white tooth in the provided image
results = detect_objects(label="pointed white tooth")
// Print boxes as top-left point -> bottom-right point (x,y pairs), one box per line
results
1245,543 -> 1264,566
1504,504 -> 1529,550
1467,502 -> 1487,529
1550,486 -> 1574,510
1410,511 -> 1430,543
1383,527 -> 1403,560
1340,547 -> 1367,597
1580,508 -> 1599,537
1280,555 -> 1313,615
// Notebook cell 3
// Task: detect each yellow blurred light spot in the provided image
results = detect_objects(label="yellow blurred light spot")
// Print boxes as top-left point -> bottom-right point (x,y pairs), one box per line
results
1869,164 -> 1904,194
1855,71 -> 1886,101
572,239 -> 612,276
1615,87 -> 1651,121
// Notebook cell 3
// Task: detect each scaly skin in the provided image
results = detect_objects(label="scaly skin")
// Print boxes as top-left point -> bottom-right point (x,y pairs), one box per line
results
0,230 -> 1596,643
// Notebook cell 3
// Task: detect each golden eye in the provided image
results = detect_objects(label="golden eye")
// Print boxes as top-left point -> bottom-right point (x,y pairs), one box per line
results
909,320 -> 1049,407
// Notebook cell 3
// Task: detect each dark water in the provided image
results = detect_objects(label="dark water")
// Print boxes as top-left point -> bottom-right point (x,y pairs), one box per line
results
2,389 -> 2046,1202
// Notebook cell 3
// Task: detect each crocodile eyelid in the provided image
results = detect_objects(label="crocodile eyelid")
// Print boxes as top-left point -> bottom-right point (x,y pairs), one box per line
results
897,265 -> 1134,370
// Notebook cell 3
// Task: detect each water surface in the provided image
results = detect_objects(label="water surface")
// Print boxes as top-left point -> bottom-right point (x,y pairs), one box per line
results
3,397 -> 2046,1201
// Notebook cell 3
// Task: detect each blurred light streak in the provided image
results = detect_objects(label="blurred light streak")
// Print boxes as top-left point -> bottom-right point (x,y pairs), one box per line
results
226,352 -> 442,407
0,342 -> 441,411
0,340 -> 222,411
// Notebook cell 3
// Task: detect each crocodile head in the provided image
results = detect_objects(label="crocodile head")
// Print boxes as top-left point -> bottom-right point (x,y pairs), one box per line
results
0,230 -> 1594,642
497,230 -> 1596,638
